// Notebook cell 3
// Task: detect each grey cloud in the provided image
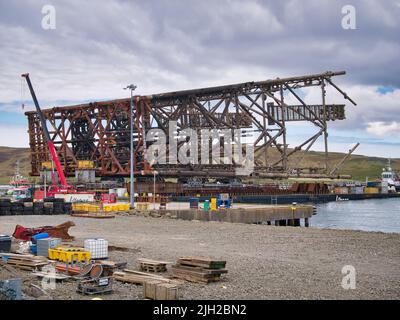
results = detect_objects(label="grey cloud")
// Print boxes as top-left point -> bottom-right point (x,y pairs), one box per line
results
0,0 -> 399,132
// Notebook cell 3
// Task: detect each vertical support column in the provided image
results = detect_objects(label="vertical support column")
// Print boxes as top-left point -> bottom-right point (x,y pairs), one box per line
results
262,93 -> 268,167
305,217 -> 310,227
280,85 -> 288,171
321,79 -> 329,172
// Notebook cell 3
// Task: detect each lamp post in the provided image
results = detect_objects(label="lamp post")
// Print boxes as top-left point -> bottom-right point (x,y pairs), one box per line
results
124,84 -> 137,209
153,169 -> 158,210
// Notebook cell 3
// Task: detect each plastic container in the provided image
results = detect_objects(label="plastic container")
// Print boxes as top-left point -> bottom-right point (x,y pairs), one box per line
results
84,238 -> 108,259
0,235 -> 12,253
37,238 -> 62,257
48,247 -> 91,263
32,233 -> 49,244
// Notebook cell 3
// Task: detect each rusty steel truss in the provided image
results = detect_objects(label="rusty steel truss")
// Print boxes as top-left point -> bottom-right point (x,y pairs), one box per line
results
25,70 -> 356,180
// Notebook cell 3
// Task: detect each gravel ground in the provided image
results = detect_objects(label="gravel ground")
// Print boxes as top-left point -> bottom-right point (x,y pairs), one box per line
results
0,214 -> 399,300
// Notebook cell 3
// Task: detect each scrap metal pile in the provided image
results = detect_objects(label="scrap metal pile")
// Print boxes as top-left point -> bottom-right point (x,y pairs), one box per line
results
25,70 -> 356,181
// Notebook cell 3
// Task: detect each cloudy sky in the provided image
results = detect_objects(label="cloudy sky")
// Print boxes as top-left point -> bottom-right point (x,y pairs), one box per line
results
0,0 -> 399,157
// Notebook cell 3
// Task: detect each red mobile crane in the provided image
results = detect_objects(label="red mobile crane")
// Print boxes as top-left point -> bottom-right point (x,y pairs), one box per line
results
22,73 -> 75,196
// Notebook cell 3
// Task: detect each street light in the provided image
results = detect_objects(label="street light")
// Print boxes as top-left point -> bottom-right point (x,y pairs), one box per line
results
124,84 -> 137,209
153,169 -> 158,210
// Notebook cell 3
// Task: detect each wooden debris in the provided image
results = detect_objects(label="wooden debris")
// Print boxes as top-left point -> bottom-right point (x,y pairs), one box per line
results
144,280 -> 179,300
171,257 -> 227,284
97,260 -> 127,269
113,269 -> 181,286
138,258 -> 170,273
178,257 -> 226,269
0,253 -> 49,271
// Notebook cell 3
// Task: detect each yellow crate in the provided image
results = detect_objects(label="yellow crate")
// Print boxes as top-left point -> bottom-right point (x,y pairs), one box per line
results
77,160 -> 94,169
117,204 -> 127,211
48,247 -> 91,263
41,161 -> 53,170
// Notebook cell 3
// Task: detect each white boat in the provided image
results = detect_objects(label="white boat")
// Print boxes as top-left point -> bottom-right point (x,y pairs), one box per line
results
381,159 -> 400,192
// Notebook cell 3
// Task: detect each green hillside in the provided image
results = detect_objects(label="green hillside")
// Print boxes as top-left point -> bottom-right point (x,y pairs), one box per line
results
0,147 -> 31,184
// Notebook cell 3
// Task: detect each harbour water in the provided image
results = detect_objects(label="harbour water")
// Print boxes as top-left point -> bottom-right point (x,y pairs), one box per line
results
312,198 -> 400,233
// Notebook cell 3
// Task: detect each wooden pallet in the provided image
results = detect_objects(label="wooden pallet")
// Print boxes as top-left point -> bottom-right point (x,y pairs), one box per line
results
171,267 -> 220,284
177,257 -> 226,269
140,264 -> 167,273
0,253 -> 49,271
171,257 -> 228,284
138,259 -> 169,273
172,264 -> 228,275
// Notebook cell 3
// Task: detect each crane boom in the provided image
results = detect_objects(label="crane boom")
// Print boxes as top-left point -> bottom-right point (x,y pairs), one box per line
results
21,73 -> 68,187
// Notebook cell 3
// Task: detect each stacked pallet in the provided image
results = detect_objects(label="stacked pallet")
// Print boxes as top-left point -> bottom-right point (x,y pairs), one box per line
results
171,257 -> 227,284
0,253 -> 49,271
138,258 -> 169,273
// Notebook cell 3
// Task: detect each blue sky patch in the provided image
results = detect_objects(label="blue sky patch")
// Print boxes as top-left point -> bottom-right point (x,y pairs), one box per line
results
377,86 -> 395,94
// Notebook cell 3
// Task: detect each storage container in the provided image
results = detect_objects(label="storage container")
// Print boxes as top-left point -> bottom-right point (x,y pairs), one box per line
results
84,238 -> 108,259
49,247 -> 91,263
0,235 -> 12,253
36,238 -> 62,257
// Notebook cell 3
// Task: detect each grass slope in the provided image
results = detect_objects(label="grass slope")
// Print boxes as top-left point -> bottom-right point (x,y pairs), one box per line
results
0,147 -> 31,184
